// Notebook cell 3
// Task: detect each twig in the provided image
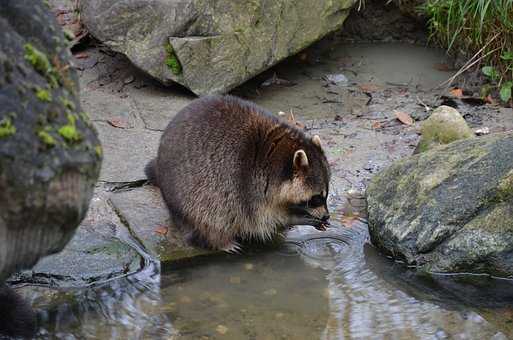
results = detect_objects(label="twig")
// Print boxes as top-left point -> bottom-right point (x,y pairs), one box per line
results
416,95 -> 431,112
434,32 -> 500,90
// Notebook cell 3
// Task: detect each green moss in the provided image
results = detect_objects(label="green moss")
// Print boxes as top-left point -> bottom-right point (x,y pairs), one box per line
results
495,171 -> 513,203
35,88 -> 52,102
37,130 -> 56,147
63,28 -> 75,42
0,117 -> 16,138
58,113 -> 81,143
165,43 -> 182,75
24,44 -> 59,88
60,96 -> 75,110
95,145 -> 103,158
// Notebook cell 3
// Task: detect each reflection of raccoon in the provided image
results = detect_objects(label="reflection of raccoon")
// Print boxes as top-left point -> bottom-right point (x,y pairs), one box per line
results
0,284 -> 36,338
146,95 -> 331,252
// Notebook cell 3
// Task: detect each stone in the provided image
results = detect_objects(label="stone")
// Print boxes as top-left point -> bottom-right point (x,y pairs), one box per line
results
95,122 -> 160,182
0,0 -> 101,281
109,186 -> 212,262
414,105 -> 474,154
9,194 -> 143,287
79,0 -> 355,96
367,132 -> 513,277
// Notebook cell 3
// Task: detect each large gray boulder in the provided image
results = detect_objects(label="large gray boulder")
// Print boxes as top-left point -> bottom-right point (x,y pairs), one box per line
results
0,0 -> 102,281
79,0 -> 355,96
367,132 -> 513,277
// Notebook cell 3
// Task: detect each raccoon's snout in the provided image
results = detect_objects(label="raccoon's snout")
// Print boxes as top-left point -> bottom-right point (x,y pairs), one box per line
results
321,213 -> 330,222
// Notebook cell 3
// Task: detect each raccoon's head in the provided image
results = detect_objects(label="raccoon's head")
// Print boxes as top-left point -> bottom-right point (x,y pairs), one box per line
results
277,135 -> 331,230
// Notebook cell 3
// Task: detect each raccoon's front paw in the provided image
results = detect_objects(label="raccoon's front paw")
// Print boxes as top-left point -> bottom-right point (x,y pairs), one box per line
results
221,241 -> 242,254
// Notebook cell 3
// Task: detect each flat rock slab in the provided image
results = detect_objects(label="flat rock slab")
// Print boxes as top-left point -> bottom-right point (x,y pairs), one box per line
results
109,186 -> 212,263
80,0 -> 355,95
129,86 -> 192,131
95,122 -> 161,182
9,194 -> 144,288
367,132 -> 513,277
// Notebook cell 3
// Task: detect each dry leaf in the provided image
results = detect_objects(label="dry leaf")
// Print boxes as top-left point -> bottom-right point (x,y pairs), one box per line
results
359,83 -> 380,93
434,63 -> 450,71
341,213 -> 360,227
107,117 -> 129,129
484,95 -> 495,104
394,111 -> 414,125
74,52 -> 89,59
371,121 -> 382,129
449,87 -> 463,98
154,226 -> 168,235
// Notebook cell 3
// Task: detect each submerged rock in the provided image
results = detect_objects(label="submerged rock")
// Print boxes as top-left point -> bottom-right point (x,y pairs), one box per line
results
414,105 -> 474,154
0,0 -> 101,281
367,132 -> 513,277
79,0 -> 355,96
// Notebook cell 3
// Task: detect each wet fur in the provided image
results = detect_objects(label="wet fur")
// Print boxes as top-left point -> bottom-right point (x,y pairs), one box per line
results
147,95 -> 330,250
0,284 -> 36,338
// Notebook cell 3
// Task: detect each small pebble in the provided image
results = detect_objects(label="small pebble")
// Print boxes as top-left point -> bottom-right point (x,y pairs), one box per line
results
216,325 -> 228,335
229,276 -> 241,284
244,263 -> 254,271
263,289 -> 277,296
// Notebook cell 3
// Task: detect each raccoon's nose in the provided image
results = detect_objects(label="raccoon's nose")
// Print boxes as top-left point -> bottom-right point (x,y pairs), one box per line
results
321,213 -> 330,222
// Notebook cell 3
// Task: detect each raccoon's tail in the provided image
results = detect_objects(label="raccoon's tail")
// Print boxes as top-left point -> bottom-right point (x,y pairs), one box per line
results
145,158 -> 158,185
0,284 -> 37,338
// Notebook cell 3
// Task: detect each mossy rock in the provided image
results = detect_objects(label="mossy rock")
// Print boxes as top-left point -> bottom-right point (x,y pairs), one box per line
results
80,0 -> 356,95
0,0 -> 102,281
414,105 -> 475,154
367,132 -> 513,278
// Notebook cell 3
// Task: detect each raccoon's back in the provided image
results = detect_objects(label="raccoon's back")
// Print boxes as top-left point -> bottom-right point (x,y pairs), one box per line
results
155,95 -> 272,221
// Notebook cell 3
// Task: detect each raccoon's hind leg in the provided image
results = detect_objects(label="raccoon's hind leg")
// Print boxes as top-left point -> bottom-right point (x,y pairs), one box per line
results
183,223 -> 240,253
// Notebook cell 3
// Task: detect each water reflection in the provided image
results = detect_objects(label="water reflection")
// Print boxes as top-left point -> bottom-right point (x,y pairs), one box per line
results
289,222 -> 513,340
18,221 -> 513,339
19,260 -> 176,339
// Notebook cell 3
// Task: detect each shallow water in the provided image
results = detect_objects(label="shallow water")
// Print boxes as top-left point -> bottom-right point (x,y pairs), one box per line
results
16,42 -> 513,339
24,214 -> 513,339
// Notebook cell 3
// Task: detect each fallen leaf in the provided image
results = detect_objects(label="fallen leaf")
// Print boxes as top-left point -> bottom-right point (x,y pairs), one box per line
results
154,225 -> 168,235
484,95 -> 495,104
359,83 -> 380,93
434,63 -> 450,71
394,111 -> 414,125
449,87 -> 464,98
107,116 -> 129,129
371,121 -> 382,129
341,214 -> 360,227
74,52 -> 89,59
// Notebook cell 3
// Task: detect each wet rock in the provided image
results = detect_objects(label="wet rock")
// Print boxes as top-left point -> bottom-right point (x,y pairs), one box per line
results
367,132 -> 513,277
0,0 -> 101,281
414,105 -> 474,154
79,0 -> 355,95
109,186 -> 212,262
8,194 -> 144,288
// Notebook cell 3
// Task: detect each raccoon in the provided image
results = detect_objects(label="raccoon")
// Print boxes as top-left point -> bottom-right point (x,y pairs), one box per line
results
145,95 -> 331,252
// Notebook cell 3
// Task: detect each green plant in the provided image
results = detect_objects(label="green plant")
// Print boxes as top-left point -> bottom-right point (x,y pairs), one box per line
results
423,0 -> 513,103
164,42 -> 182,76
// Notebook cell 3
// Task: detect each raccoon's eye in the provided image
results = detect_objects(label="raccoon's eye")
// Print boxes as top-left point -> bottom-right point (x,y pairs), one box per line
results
307,195 -> 324,208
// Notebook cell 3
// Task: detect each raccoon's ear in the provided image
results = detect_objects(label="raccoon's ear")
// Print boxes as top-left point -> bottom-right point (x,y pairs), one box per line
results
312,135 -> 322,148
293,149 -> 309,170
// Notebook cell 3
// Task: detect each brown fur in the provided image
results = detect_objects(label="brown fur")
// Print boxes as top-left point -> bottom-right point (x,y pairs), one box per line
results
146,95 -> 331,251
